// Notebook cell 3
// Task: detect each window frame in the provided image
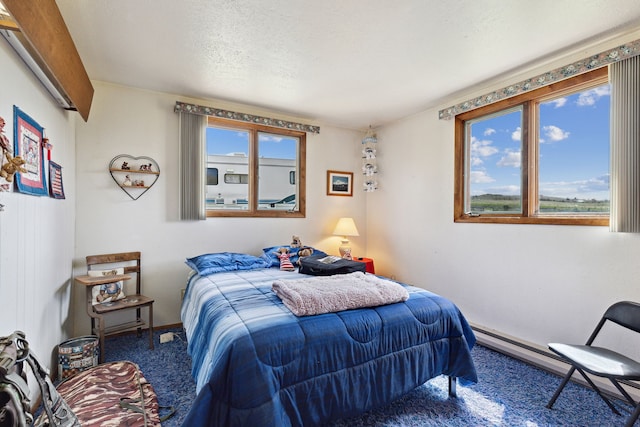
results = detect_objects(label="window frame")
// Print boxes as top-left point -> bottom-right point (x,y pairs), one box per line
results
454,67 -> 609,226
206,116 -> 306,218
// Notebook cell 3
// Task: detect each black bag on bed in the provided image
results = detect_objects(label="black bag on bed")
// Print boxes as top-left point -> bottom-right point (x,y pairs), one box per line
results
298,255 -> 366,276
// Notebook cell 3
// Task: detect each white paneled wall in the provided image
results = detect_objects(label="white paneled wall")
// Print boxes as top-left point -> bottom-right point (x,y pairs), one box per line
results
0,40 -> 76,368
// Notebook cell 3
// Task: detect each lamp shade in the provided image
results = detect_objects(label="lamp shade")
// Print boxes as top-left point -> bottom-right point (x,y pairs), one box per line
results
333,217 -> 359,237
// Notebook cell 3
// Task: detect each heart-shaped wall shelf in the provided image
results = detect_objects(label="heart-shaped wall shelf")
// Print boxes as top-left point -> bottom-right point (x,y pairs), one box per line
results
109,154 -> 160,200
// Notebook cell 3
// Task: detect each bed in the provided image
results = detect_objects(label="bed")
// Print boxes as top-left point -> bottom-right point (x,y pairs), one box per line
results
180,251 -> 477,426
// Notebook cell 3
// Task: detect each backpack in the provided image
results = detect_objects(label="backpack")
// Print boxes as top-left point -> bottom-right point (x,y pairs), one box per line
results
0,331 -> 80,427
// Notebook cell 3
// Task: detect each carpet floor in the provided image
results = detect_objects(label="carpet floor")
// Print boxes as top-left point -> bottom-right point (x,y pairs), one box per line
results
104,328 -> 636,426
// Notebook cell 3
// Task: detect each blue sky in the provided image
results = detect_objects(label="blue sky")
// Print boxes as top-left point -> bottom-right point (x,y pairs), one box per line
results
206,127 -> 297,159
469,84 -> 610,200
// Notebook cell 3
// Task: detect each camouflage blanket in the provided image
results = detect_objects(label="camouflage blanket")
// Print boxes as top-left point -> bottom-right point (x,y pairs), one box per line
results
39,361 -> 161,427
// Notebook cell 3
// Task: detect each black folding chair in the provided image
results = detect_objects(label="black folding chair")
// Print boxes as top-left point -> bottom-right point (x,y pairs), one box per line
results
546,301 -> 640,427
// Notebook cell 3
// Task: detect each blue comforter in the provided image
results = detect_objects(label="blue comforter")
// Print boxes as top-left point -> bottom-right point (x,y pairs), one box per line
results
181,268 -> 477,426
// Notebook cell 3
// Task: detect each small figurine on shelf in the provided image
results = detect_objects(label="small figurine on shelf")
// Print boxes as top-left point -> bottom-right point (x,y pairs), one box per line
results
139,164 -> 147,171
123,175 -> 132,186
121,161 -> 130,170
145,163 -> 153,171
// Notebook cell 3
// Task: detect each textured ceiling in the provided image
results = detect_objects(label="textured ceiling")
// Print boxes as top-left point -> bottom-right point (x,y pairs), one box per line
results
55,0 -> 640,130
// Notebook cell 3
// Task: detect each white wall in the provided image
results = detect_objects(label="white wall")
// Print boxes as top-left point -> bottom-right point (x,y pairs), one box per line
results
0,40 -> 77,366
73,82 -> 367,334
367,30 -> 640,357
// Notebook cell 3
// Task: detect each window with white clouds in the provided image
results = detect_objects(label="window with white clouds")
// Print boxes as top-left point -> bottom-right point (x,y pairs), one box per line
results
455,68 -> 609,225
205,116 -> 306,218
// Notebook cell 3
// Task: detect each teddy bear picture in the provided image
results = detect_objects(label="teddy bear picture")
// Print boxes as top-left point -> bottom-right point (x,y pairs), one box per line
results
96,282 -> 123,303
91,281 -> 126,305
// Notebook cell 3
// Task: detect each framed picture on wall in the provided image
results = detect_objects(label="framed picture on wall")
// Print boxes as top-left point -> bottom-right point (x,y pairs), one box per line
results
326,170 -> 353,196
13,106 -> 48,196
49,161 -> 65,199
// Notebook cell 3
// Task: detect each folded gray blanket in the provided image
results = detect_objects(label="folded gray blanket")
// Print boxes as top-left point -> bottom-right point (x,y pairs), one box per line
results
272,272 -> 410,316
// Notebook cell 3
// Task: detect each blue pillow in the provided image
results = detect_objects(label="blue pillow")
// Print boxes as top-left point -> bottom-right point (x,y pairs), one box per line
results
261,245 -> 328,267
186,252 -> 270,276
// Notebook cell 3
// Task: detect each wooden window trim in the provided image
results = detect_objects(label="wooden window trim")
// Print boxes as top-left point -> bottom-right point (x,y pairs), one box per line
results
454,67 -> 609,226
206,116 -> 306,218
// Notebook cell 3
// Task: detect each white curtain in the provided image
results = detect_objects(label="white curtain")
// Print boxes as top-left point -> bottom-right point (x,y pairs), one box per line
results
179,112 -> 206,220
610,56 -> 640,232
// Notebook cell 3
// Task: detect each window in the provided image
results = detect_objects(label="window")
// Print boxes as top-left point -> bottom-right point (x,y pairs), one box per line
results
455,68 -> 609,225
205,116 -> 305,217
224,173 -> 249,184
206,167 -> 218,185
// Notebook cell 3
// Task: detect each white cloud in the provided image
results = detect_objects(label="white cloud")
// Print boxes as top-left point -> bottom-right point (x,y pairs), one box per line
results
576,86 -> 610,107
484,128 -> 496,136
260,134 -> 284,142
483,185 -> 520,195
539,174 -> 610,200
511,127 -> 521,141
542,125 -> 569,142
497,149 -> 521,168
577,174 -> 610,193
470,170 -> 495,184
471,157 -> 484,166
470,136 -> 499,157
550,97 -> 567,108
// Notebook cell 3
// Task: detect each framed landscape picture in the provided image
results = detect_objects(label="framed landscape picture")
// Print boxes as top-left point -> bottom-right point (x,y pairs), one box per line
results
13,106 -> 48,196
327,170 -> 353,196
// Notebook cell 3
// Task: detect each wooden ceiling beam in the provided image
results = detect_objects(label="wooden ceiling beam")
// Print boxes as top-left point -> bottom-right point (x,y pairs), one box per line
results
0,17 -> 18,31
2,0 -> 94,121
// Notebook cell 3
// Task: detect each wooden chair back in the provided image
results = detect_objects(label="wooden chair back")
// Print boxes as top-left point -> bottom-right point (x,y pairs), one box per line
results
86,251 -> 141,295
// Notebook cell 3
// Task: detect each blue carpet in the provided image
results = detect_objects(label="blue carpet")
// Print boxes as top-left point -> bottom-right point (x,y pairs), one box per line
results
104,328 -> 636,426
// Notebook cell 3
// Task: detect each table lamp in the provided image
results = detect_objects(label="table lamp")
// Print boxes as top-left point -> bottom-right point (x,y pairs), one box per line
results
333,217 -> 359,259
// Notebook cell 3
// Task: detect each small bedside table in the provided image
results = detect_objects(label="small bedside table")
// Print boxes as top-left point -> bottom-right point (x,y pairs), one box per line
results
353,257 -> 375,274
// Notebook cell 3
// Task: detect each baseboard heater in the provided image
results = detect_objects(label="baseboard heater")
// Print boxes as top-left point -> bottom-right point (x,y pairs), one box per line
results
471,323 -> 640,402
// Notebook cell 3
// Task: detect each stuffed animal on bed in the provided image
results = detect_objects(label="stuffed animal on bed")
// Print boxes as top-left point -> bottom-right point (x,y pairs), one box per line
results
296,246 -> 314,266
290,235 -> 302,248
275,247 -> 295,271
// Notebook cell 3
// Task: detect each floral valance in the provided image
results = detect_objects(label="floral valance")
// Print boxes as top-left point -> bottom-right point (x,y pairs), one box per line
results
439,38 -> 640,120
174,101 -> 320,134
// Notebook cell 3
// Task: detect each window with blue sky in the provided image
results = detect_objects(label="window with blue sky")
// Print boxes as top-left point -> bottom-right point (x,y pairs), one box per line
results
205,117 -> 305,217
455,68 -> 609,224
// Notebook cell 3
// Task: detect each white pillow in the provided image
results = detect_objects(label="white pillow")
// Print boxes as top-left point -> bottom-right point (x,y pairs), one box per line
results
88,268 -> 126,305
91,282 -> 125,305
